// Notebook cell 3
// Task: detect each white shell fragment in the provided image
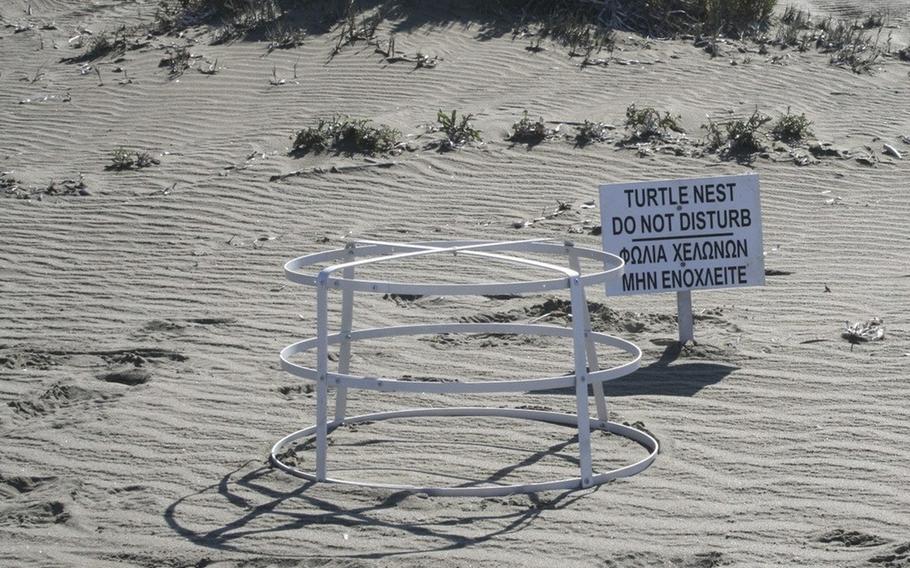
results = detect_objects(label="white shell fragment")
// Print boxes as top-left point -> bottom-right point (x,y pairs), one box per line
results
842,317 -> 885,343
882,144 -> 902,159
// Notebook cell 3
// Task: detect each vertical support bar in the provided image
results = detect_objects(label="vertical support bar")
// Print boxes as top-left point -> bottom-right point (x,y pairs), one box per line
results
569,275 -> 594,488
315,276 -> 329,481
567,245 -> 607,423
334,248 -> 356,424
676,290 -> 694,344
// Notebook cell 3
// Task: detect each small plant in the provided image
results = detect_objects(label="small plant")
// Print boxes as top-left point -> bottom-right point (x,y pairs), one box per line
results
332,4 -> 382,56
269,65 -> 285,86
155,0 -> 280,36
816,18 -> 868,52
702,109 -> 771,158
134,151 -> 158,168
159,46 -> 191,78
780,5 -> 811,27
87,25 -> 141,60
84,29 -> 127,60
198,58 -> 219,75
293,122 -> 333,154
597,0 -> 774,38
624,104 -> 684,141
830,41 -> 881,73
573,120 -> 613,146
1,173 -> 22,197
266,21 -> 305,52
862,10 -> 886,30
436,110 -> 482,150
292,116 -> 400,156
775,6 -> 812,47
526,37 -> 544,52
345,121 -> 399,155
414,51 -> 438,69
109,148 -> 135,170
771,109 -> 813,143
507,111 -> 551,145
107,148 -> 160,171
543,9 -> 614,57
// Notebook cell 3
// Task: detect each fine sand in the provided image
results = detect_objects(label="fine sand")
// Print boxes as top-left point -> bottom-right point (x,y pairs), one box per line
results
2,1 -> 909,566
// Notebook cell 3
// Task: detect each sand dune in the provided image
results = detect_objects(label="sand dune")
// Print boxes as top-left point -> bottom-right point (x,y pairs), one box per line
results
1,0 -> 909,566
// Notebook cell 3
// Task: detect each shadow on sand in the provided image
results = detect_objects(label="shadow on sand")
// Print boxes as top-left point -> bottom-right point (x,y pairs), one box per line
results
165,438 -> 593,560
605,341 -> 738,397
164,343 -> 732,559
537,341 -> 739,398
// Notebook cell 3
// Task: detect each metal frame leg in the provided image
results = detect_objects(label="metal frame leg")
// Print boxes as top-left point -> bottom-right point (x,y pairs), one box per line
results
569,275 -> 593,488
315,279 -> 329,481
567,245 -> 607,423
334,249 -> 356,424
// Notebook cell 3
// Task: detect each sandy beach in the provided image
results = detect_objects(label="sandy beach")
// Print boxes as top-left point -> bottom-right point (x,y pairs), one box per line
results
2,0 -> 909,566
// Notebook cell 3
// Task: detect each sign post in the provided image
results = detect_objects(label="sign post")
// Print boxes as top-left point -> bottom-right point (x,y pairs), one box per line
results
599,173 -> 764,343
676,290 -> 694,343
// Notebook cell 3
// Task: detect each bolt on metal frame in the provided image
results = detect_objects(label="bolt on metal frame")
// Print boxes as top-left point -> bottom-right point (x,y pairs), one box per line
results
272,239 -> 658,496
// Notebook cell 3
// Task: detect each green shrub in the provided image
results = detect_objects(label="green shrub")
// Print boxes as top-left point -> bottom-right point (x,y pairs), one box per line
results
159,46 -> 191,78
702,109 -> 771,157
332,3 -> 382,56
771,110 -> 813,143
83,28 -> 129,60
775,6 -> 812,46
155,0 -> 280,38
507,111 -> 550,145
292,116 -> 400,155
437,110 -> 482,150
574,120 -> 613,146
862,10 -> 886,30
603,0 -> 775,37
266,21 -> 305,52
107,149 -> 160,170
624,104 -> 684,141
829,41 -> 881,73
157,0 -> 773,47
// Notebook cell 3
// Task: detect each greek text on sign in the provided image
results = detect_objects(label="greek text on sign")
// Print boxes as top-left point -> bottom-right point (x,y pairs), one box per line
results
600,173 -> 764,296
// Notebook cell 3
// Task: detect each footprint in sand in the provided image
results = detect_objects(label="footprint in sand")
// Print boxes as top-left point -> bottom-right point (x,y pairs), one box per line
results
0,347 -> 65,370
818,528 -> 889,548
1,345 -> 185,369
95,348 -> 187,383
96,369 -> 151,386
869,542 -> 910,567
139,319 -> 187,334
382,293 -> 424,307
100,348 -> 187,365
603,551 -> 724,568
7,383 -> 117,418
277,384 -> 313,397
0,474 -> 58,500
0,474 -> 72,527
187,317 -> 236,325
0,500 -> 70,527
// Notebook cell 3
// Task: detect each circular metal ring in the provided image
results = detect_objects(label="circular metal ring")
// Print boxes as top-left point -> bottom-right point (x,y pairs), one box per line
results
270,407 -> 659,497
283,240 -> 625,296
280,322 -> 642,393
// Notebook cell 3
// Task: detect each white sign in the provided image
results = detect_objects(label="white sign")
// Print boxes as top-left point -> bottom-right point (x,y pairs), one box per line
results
600,173 -> 764,296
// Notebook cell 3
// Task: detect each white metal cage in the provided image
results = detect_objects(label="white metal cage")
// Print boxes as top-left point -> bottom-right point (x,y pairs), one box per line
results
271,239 -> 658,496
